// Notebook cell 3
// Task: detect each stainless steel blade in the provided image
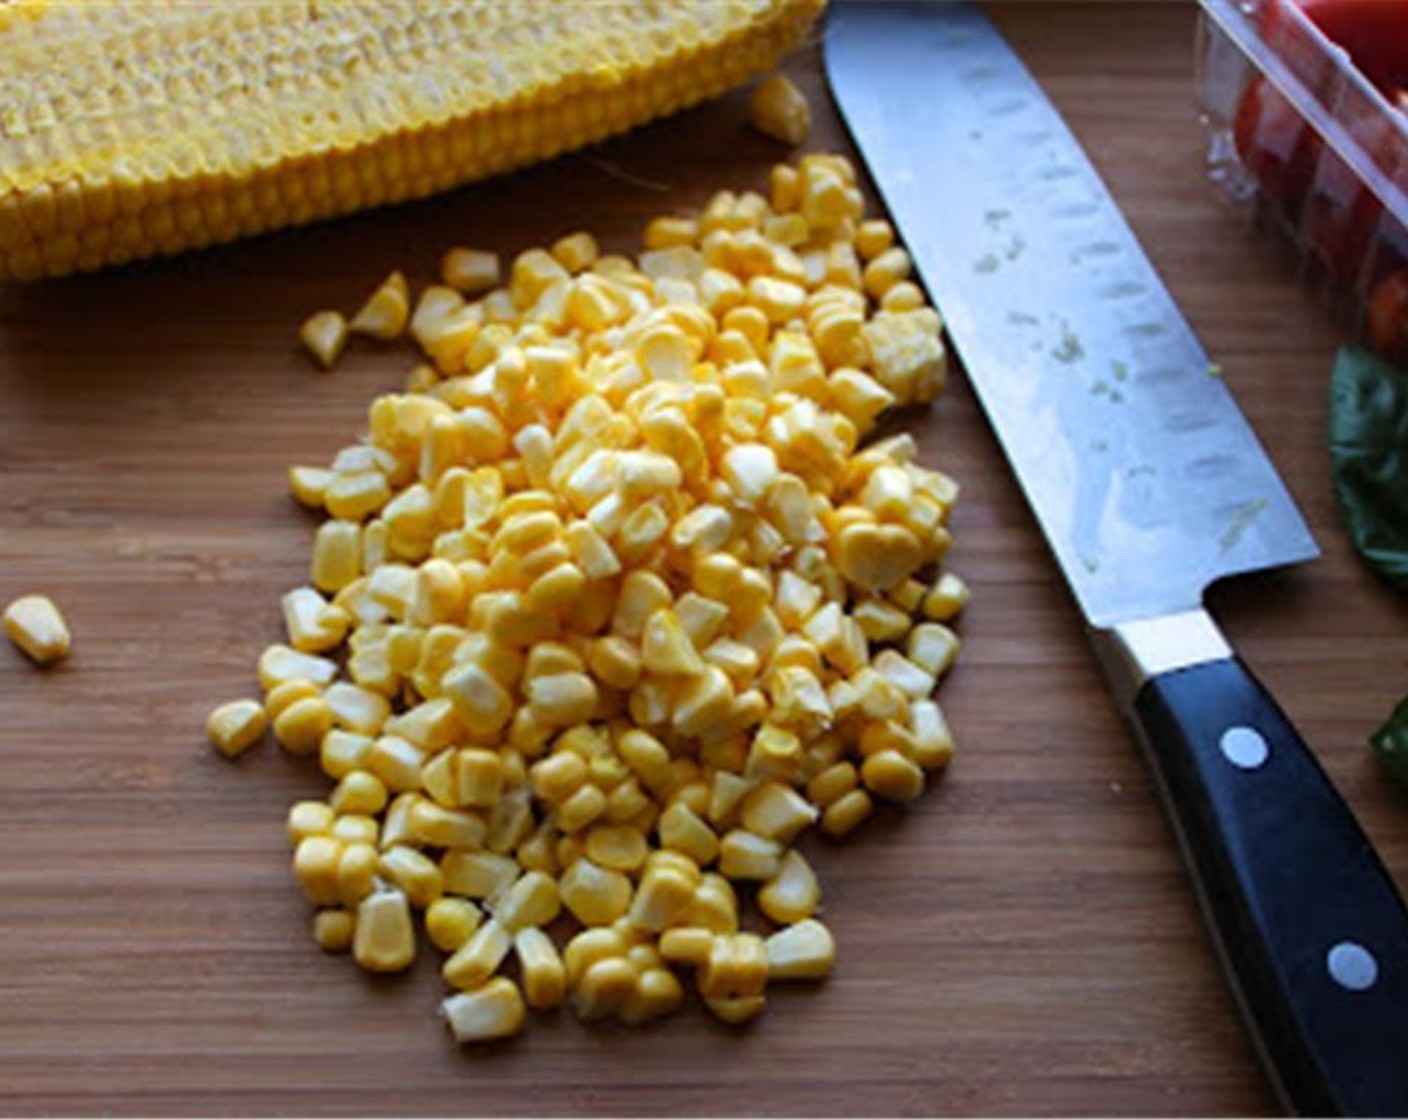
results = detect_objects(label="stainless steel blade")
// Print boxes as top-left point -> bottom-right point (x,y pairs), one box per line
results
825,1 -> 1317,629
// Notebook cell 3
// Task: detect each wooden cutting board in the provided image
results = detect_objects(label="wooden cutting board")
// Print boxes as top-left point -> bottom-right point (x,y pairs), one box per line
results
2,3 -> 1406,1114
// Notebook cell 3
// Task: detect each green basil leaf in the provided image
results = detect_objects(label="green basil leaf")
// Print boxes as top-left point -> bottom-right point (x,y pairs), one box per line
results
1328,345 -> 1408,594
1371,696 -> 1408,795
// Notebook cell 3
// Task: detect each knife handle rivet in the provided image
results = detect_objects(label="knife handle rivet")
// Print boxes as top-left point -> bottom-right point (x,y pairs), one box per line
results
1218,726 -> 1269,771
1327,941 -> 1379,992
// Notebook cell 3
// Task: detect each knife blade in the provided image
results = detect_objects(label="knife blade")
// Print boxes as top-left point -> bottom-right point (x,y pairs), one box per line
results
826,4 -> 1408,1114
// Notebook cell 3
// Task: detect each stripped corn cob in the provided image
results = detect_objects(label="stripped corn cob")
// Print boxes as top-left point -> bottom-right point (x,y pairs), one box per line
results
0,0 -> 825,282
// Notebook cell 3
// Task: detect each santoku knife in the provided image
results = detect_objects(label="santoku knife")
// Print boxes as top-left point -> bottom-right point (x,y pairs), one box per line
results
826,3 -> 1408,1114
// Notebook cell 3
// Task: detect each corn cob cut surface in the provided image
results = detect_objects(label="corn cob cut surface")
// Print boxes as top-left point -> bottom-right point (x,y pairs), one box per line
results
0,0 -> 825,282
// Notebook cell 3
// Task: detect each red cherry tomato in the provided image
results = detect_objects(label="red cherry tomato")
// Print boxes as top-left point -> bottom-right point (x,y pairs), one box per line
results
1298,0 -> 1408,95
1233,75 -> 1321,217
1369,268 -> 1408,366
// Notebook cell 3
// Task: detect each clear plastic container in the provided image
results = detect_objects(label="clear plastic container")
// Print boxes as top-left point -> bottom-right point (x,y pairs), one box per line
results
1196,0 -> 1408,356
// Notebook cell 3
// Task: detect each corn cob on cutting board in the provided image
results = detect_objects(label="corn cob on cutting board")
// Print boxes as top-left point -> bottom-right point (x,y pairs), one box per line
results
1,3 -> 1407,1115
0,0 -> 820,280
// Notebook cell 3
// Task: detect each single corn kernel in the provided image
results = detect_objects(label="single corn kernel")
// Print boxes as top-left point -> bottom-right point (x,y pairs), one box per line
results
206,699 -> 267,759
443,918 -> 513,991
572,956 -> 638,1021
740,781 -> 819,843
300,310 -> 349,369
806,761 -> 858,808
441,850 -> 520,901
718,830 -> 784,880
3,594 -> 71,666
560,857 -> 633,927
658,801 -> 720,867
660,927 -> 714,967
585,824 -> 650,873
493,869 -> 561,932
515,927 -> 568,1010
377,846 -> 444,909
704,994 -> 766,1026
272,695 -> 333,756
441,977 -> 526,1044
286,800 -> 336,844
820,788 -> 874,838
854,219 -> 896,261
426,897 -> 483,953
312,908 -> 355,953
353,889 -> 416,973
330,769 -> 389,816
350,271 -> 410,339
442,247 -> 501,294
758,848 -> 820,925
764,918 -> 835,980
861,748 -> 926,803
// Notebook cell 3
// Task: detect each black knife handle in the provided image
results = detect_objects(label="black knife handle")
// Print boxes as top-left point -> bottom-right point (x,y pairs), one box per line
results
1129,649 -> 1408,1116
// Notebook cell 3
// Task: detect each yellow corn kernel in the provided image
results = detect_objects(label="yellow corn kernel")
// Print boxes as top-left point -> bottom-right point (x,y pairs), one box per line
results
820,787 -> 873,838
625,862 -> 695,935
1,593 -> 70,667
550,231 -> 599,274
718,829 -> 784,881
376,846 -> 444,909
409,800 -> 486,850
441,977 -> 526,1044
514,926 -> 567,1010
288,466 -> 335,508
443,917 -> 513,991
560,858 -> 634,927
678,873 -> 739,933
424,898 -> 483,954
353,888 -> 416,973
642,216 -> 699,250
299,310 -> 349,369
493,869 -> 561,932
805,760 -> 858,808
273,696 -> 333,756
320,682 -> 387,737
331,814 -> 379,847
862,247 -> 912,301
364,734 -> 422,794
767,162 -> 800,214
658,801 -> 720,867
439,663 -> 513,738
350,271 -> 410,339
704,994 -> 766,1026
659,927 -> 713,967
764,918 -> 835,980
563,928 -> 629,990
440,850 -> 519,902
310,520 -> 362,594
206,699 -> 267,759
442,247 -> 501,294
565,521 -> 622,580
860,748 -> 926,803
910,699 -> 956,770
758,848 -> 820,925
640,608 -> 704,677
293,835 -> 342,906
583,824 -> 648,874
526,672 -> 599,726
740,781 -> 819,843
854,219 -> 895,261
530,753 -> 589,807
312,908 -> 355,953
853,597 -> 913,644
286,800 -> 335,845
923,571 -> 970,621
335,841 -> 378,907
329,770 -> 388,816
556,782 -> 609,834
620,967 -> 685,1025
747,723 -> 804,783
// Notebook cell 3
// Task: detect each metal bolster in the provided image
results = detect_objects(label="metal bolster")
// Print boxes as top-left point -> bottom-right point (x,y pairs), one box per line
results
1089,608 -> 1233,714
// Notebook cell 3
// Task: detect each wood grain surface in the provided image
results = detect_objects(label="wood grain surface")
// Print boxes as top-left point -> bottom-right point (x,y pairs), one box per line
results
3,3 -> 1407,1115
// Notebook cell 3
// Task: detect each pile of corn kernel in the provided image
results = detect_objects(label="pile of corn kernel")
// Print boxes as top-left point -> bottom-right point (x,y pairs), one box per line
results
209,151 -> 966,1043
